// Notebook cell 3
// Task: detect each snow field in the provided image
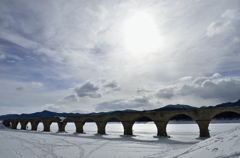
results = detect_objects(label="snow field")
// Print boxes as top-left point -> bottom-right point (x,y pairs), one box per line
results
1,122 -> 240,158
166,126 -> 240,158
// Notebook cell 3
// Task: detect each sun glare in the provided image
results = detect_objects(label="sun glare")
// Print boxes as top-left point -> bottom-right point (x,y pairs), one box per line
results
124,12 -> 160,53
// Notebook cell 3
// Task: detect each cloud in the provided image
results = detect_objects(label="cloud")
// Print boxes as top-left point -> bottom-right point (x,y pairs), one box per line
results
155,74 -> 240,102
42,103 -> 79,113
74,80 -> 102,98
192,76 -> 210,85
95,97 -> 150,111
28,82 -> 43,88
207,8 -> 240,37
0,1 -> 240,114
73,79 -> 120,99
7,60 -> 15,63
212,73 -> 222,78
7,54 -> 23,61
155,87 -> 175,99
102,80 -> 120,94
137,88 -> 152,93
16,87 -> 24,91
0,53 -> 5,60
13,82 -> 43,92
179,76 -> 192,82
103,80 -> 118,88
221,8 -> 240,20
63,94 -> 78,102
0,52 -> 23,62
180,79 -> 240,101
42,104 -> 61,112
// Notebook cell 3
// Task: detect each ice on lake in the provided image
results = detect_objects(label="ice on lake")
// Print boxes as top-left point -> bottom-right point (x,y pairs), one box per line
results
6,121 -> 240,158
18,121 -> 240,138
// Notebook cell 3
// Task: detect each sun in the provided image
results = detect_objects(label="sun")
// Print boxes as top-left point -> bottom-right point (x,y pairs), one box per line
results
124,12 -> 160,54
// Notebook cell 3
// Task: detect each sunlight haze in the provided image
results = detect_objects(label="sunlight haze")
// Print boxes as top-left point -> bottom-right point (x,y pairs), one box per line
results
0,0 -> 240,115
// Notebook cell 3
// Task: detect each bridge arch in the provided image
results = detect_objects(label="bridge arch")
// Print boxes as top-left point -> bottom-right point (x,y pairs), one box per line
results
31,119 -> 42,131
166,114 -> 199,137
210,110 -> 240,121
63,119 -> 76,133
166,113 -> 197,122
82,118 -> 98,134
3,106 -> 239,138
209,111 -> 240,136
132,116 -> 157,136
41,119 -> 55,132
104,117 -> 124,135
20,120 -> 30,130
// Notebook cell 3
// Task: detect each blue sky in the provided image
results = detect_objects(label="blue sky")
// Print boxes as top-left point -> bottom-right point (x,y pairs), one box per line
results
0,0 -> 240,115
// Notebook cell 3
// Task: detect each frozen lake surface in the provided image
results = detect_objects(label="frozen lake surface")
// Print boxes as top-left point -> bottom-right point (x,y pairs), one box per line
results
4,122 -> 240,157
18,121 -> 240,138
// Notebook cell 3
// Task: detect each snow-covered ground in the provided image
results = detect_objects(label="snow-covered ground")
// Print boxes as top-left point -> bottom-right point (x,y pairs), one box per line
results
166,126 -> 240,158
1,122 -> 240,158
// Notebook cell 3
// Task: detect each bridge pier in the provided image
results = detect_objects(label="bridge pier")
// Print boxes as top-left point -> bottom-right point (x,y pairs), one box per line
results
42,121 -> 52,132
57,121 -> 67,132
11,121 -> 19,129
3,120 -> 11,127
196,120 -> 210,137
20,121 -> 28,130
30,121 -> 39,130
96,121 -> 107,134
155,121 -> 168,137
75,121 -> 85,133
122,121 -> 134,135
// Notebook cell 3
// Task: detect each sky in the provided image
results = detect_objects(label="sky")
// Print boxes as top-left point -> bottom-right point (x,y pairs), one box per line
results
0,0 -> 240,115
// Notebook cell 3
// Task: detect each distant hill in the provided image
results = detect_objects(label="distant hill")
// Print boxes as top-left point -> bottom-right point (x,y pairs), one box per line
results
150,104 -> 197,112
0,109 -> 140,121
1,99 -> 240,121
0,110 -> 84,121
215,99 -> 240,107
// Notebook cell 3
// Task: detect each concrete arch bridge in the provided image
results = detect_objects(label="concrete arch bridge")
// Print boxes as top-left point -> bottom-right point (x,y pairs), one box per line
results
3,106 -> 240,137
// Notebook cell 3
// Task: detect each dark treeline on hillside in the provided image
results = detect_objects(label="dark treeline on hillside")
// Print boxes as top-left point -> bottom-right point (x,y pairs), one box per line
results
212,112 -> 240,120
170,114 -> 193,121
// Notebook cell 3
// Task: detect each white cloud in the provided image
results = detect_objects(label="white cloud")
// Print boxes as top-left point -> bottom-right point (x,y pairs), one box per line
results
192,77 -> 210,85
42,104 -> 61,112
207,8 -> 240,37
7,54 -> 23,61
0,53 -> 5,60
95,97 -> 151,111
73,79 -> 120,99
28,82 -> 43,88
221,8 -> 240,20
0,1 -> 240,114
179,76 -> 192,82
212,73 -> 222,78
155,75 -> 240,102
155,87 -> 175,99
207,21 -> 225,37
